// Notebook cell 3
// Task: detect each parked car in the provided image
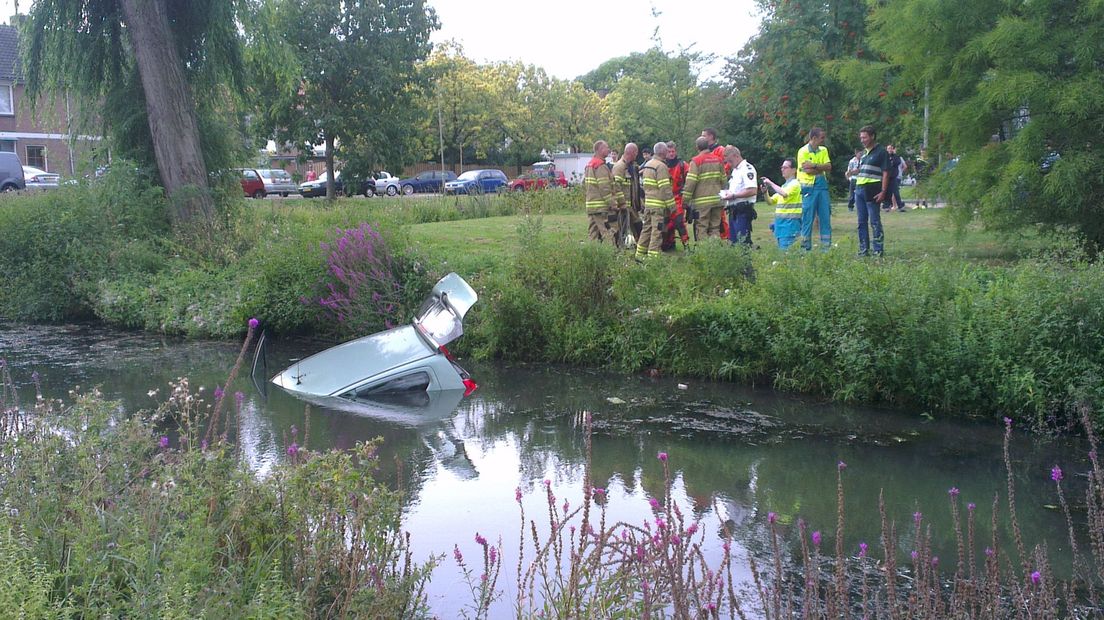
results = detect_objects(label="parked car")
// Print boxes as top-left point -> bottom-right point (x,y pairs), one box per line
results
508,169 -> 567,191
444,169 -> 508,195
236,168 -> 267,198
299,171 -> 342,198
257,168 -> 297,197
268,272 -> 479,400
22,165 -> 60,190
377,170 -> 457,196
0,152 -> 26,191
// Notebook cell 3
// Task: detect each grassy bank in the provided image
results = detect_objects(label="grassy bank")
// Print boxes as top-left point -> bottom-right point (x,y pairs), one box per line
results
0,176 -> 1099,427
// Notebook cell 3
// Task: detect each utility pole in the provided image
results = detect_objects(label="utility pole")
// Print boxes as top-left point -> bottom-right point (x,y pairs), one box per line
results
438,103 -> 445,176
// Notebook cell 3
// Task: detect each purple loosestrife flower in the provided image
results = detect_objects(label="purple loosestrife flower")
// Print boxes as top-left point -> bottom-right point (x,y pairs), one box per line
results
687,523 -> 698,535
913,511 -> 923,524
811,531 -> 821,547
200,439 -> 208,451
453,546 -> 463,564
670,534 -> 681,545
657,451 -> 668,462
593,487 -> 606,497
1051,465 -> 1063,482
489,547 -> 498,566
859,542 -> 868,558
910,550 -> 919,561
248,318 -> 259,330
968,502 -> 977,512
656,518 -> 666,530
768,512 -> 778,524
31,371 -> 39,382
948,487 -> 959,498
287,442 -> 299,458
159,436 -> 170,449
1003,416 -> 1012,427
985,547 -> 994,557
1031,571 -> 1042,584
515,487 -> 523,503
543,479 -> 551,487
475,533 -> 487,546
562,499 -> 570,513
290,425 -> 298,437
234,391 -> 245,407
214,386 -> 224,401
838,460 -> 847,470
649,497 -> 660,510
931,556 -> 939,567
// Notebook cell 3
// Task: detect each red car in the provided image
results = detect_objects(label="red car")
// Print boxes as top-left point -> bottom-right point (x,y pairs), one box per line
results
508,169 -> 567,191
236,168 -> 267,198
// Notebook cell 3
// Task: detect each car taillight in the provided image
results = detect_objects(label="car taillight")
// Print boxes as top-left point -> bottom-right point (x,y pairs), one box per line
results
438,345 -> 454,360
463,377 -> 478,396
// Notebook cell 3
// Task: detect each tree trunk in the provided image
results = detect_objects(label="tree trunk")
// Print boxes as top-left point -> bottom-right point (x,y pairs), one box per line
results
324,133 -> 336,200
119,0 -> 214,227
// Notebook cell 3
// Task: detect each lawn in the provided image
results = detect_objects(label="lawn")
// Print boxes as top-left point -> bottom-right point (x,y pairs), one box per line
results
407,202 -> 1039,276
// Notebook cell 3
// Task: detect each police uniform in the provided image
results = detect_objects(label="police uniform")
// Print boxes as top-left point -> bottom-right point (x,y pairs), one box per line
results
723,159 -> 757,245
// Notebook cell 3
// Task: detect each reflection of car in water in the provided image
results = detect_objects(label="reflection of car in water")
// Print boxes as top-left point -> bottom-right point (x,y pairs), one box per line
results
268,273 -> 478,401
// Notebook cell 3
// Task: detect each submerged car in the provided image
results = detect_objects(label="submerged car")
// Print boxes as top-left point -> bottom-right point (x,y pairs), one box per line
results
270,273 -> 478,401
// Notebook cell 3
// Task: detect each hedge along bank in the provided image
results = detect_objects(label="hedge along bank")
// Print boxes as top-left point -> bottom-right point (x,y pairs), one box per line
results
462,236 -> 1104,430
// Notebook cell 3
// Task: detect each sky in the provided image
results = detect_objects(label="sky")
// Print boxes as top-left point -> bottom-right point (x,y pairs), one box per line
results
427,0 -> 763,80
0,0 -> 763,82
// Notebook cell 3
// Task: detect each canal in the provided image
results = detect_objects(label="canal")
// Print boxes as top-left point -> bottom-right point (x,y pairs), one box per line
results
0,322 -> 1082,616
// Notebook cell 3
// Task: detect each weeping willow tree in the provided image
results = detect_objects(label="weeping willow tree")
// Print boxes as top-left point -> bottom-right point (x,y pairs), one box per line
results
22,0 -> 247,228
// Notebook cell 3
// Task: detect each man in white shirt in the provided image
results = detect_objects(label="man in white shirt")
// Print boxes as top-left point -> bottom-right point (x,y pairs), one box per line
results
845,149 -> 862,211
720,145 -> 758,245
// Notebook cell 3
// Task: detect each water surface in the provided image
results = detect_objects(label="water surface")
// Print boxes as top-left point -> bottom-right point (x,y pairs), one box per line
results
0,323 -> 1083,616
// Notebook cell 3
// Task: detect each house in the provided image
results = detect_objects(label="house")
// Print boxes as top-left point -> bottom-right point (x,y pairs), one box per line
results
0,24 -> 100,176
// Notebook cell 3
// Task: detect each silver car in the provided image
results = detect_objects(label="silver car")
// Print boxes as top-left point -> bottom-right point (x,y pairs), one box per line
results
258,169 -> 297,197
22,166 -> 60,190
270,272 -> 478,401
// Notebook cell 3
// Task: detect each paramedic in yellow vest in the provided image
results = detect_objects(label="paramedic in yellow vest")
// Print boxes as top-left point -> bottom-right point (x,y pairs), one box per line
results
797,127 -> 832,251
682,136 -> 726,240
611,142 -> 641,248
761,157 -> 802,249
583,140 -> 621,244
637,142 -> 675,259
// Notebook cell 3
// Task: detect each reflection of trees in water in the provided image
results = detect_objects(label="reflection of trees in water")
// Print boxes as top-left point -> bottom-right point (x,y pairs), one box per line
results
2,326 -> 1081,577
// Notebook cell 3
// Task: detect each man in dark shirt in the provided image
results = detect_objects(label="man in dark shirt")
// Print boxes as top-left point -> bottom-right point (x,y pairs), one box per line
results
854,126 -> 890,256
882,144 -> 904,212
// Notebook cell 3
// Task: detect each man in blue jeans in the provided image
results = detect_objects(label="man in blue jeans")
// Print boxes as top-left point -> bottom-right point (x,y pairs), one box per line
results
796,127 -> 832,250
853,125 -> 890,256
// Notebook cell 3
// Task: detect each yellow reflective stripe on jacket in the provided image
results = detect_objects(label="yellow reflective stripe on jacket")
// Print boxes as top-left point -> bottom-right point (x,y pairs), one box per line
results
583,163 -> 616,211
641,158 -> 675,211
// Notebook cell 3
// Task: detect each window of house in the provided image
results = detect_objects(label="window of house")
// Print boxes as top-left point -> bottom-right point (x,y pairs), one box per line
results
26,145 -> 46,169
0,140 -> 14,153
0,84 -> 11,116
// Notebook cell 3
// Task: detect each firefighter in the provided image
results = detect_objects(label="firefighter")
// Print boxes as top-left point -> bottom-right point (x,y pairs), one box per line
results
701,127 -> 732,240
583,140 -> 620,244
682,136 -> 727,240
662,141 -> 690,250
637,142 -> 675,259
611,142 -> 642,248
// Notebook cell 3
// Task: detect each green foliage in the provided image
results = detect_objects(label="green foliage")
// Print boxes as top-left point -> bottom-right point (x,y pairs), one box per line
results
23,0 -> 248,176
869,0 -> 1104,249
251,0 -> 438,183
0,167 -> 172,321
0,384 -> 433,617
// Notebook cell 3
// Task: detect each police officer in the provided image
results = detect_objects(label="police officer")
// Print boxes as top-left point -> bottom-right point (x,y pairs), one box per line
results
720,146 -> 757,245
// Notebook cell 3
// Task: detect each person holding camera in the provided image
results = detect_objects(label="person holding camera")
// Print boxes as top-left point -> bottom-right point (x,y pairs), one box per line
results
762,158 -> 802,249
